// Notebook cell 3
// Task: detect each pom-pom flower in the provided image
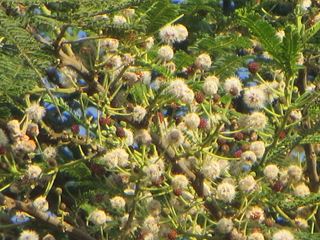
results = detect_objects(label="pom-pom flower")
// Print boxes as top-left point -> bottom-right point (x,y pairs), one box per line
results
239,175 -> 257,193
264,164 -> 279,180
167,78 -> 194,104
224,76 -> 242,97
195,53 -> 212,70
18,230 -> 39,240
26,103 -> 46,122
33,196 -> 49,212
245,112 -> 268,130
164,128 -> 184,146
132,105 -> 147,123
184,113 -> 200,130
159,25 -> 178,44
110,196 -> 126,210
248,232 -> 265,240
243,87 -> 267,109
158,45 -> 174,61
293,183 -> 310,197
287,165 -> 303,182
26,165 -> 42,180
89,209 -> 109,225
216,218 -> 233,234
113,15 -> 127,25
201,158 -> 221,180
203,75 -> 219,96
101,148 -> 129,168
250,141 -> 265,158
272,229 -> 294,240
216,181 -> 236,203
246,206 -> 265,223
172,174 -> 189,191
102,38 -> 119,51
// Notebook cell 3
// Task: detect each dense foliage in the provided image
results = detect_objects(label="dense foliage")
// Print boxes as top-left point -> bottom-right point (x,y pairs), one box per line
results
0,0 -> 320,240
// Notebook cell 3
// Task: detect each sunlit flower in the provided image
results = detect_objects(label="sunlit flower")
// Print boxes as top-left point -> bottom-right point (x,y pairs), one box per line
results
216,218 -> 233,234
224,76 -> 242,97
158,45 -> 174,61
217,182 -> 236,203
272,229 -> 294,240
110,196 -> 126,210
264,164 -> 279,180
203,75 -> 219,96
19,230 -> 39,240
172,174 -> 189,190
184,113 -> 200,130
195,53 -> 212,70
33,196 -> 49,212
26,103 -> 46,122
113,15 -> 127,25
243,87 -> 266,109
89,209 -> 109,225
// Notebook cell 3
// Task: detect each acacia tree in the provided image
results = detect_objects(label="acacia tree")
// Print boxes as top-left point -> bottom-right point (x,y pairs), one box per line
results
0,0 -> 320,240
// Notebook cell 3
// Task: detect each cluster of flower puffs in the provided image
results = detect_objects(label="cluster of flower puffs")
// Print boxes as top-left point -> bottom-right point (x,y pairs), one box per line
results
0,6 -> 314,240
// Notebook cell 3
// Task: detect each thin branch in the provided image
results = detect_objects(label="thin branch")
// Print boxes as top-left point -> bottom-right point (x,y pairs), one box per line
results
0,193 -> 95,240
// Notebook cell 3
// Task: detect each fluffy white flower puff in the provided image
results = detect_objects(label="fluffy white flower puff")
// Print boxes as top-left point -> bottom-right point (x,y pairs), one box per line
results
248,232 -> 265,240
195,53 -> 212,70
203,75 -> 219,96
110,196 -> 126,210
175,24 -> 188,42
294,183 -> 310,197
216,218 -> 233,234
250,141 -> 265,158
167,79 -> 194,104
26,165 -> 42,180
201,158 -> 221,180
33,196 -> 49,212
164,128 -> 184,146
172,174 -> 189,190
101,148 -> 129,168
159,24 -> 188,44
89,209 -> 109,225
184,113 -> 200,130
132,105 -> 147,123
243,87 -> 267,109
246,206 -> 265,223
224,76 -> 243,97
246,112 -> 268,130
113,15 -> 127,25
216,182 -> 236,203
272,229 -> 294,240
240,151 -> 257,164
300,0 -> 312,10
18,230 -> 39,240
287,165 -> 303,182
26,103 -> 46,122
239,175 -> 257,193
7,119 -> 21,139
43,146 -> 57,160
144,37 -> 154,50
102,38 -> 119,52
142,215 -> 160,235
264,164 -> 279,180
143,159 -> 165,184
158,45 -> 174,61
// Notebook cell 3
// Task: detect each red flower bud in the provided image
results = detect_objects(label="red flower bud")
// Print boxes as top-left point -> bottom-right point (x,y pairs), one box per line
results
248,62 -> 260,74
71,124 -> 80,134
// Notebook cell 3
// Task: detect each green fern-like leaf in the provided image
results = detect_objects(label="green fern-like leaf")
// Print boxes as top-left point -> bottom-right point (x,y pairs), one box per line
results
238,11 -> 283,64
